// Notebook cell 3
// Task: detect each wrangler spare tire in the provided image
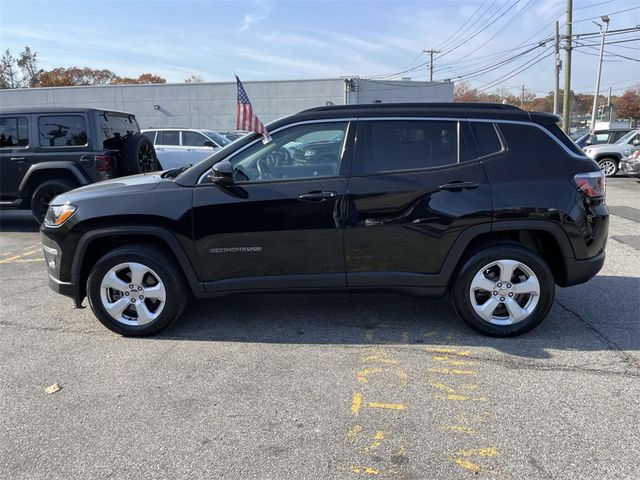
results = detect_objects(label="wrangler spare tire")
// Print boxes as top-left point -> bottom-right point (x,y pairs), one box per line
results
118,134 -> 160,176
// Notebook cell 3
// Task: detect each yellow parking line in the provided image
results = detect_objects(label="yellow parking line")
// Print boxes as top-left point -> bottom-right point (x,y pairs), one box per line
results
0,248 -> 41,264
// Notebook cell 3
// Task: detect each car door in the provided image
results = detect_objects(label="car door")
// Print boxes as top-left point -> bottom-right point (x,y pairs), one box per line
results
0,115 -> 33,201
192,120 -> 354,292
154,130 -> 185,169
344,118 -> 492,288
182,131 -> 218,163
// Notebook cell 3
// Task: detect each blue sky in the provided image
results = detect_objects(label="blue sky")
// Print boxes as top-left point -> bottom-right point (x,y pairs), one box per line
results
1,0 -> 638,97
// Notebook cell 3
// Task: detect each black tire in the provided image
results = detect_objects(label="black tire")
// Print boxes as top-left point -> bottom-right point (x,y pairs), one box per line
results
30,179 -> 76,224
86,244 -> 188,336
451,245 -> 555,337
118,134 -> 160,176
597,157 -> 618,177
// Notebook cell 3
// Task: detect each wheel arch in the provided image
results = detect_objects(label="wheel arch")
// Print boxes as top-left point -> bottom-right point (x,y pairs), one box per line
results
19,162 -> 90,201
71,227 -> 203,305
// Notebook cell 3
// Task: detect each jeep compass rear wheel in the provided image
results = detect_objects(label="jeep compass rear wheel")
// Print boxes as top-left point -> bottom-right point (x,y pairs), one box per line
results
452,246 -> 555,336
87,245 -> 188,336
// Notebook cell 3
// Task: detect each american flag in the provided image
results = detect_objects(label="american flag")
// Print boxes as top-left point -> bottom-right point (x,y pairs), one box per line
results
236,75 -> 269,138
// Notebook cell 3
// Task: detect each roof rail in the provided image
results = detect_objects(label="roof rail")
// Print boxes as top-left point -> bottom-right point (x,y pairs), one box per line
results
301,102 -> 523,113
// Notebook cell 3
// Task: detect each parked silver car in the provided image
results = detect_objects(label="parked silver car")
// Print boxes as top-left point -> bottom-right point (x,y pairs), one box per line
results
142,128 -> 231,169
583,129 -> 640,177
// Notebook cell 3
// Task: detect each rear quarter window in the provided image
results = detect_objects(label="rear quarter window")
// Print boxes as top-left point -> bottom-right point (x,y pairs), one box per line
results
542,122 -> 585,155
470,122 -> 503,157
498,123 -> 569,160
98,113 -> 139,150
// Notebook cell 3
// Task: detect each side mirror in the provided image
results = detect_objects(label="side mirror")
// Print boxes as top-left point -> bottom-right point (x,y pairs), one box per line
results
632,139 -> 640,146
208,160 -> 234,185
204,140 -> 216,148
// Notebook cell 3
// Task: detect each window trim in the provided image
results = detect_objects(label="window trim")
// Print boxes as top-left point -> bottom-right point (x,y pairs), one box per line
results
197,119 -> 356,185
37,114 -> 89,149
0,115 -> 30,150
470,121 -> 506,160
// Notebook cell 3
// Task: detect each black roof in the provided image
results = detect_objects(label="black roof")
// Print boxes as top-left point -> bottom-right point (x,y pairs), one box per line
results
0,106 -> 135,116
270,102 -> 559,129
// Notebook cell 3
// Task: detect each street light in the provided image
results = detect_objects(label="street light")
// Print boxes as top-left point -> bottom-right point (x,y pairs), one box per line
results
589,16 -> 610,133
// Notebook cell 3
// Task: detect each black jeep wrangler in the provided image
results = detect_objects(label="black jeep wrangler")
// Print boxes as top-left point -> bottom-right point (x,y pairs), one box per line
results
0,107 -> 159,223
41,103 -> 608,337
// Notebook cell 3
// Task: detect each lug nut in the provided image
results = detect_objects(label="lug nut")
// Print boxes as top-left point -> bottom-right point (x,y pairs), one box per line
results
138,286 -> 143,291
493,291 -> 498,296
139,295 -> 144,300
497,283 -> 502,287
500,297 -> 505,302
124,292 -> 129,296
509,292 -> 514,297
130,298 -> 136,303
129,284 -> 134,289
507,283 -> 512,288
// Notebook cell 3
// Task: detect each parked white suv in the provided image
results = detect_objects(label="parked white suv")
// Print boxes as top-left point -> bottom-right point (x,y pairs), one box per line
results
142,128 -> 231,169
583,129 -> 640,177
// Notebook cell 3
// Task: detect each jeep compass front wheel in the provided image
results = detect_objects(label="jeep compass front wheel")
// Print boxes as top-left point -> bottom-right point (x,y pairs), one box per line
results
452,246 -> 555,336
87,245 -> 188,336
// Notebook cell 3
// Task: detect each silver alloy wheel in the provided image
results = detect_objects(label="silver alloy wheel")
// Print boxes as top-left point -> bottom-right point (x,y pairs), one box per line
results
599,159 -> 616,176
99,262 -> 166,326
469,259 -> 540,326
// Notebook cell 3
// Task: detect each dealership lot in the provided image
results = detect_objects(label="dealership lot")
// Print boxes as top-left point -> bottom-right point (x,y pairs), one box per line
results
0,177 -> 638,479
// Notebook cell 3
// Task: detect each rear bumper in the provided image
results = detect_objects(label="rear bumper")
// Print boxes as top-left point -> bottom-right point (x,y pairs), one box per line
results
561,251 -> 605,287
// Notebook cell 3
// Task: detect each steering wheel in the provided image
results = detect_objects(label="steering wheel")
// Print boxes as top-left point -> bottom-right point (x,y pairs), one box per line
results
264,147 -> 291,167
256,156 -> 274,179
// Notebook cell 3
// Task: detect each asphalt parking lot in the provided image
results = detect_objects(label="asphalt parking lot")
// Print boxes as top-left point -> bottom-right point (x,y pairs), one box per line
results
1,177 -> 639,480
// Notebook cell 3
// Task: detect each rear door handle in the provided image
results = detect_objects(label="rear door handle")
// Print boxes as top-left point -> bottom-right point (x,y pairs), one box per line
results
10,157 -> 25,163
298,191 -> 339,202
79,155 -> 92,165
438,181 -> 479,191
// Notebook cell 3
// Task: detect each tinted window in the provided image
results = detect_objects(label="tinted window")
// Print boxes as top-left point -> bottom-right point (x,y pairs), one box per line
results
470,122 -> 502,157
543,122 -> 585,155
183,131 -> 210,147
228,122 -> 348,182
157,131 -> 179,145
202,130 -> 231,146
142,131 -> 156,143
0,117 -> 28,148
498,123 -> 567,159
38,115 -> 87,147
610,131 -> 629,142
98,113 -> 138,149
357,120 -> 461,174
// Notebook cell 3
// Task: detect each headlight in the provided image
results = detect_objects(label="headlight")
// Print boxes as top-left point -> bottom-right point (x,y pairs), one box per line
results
44,204 -> 77,227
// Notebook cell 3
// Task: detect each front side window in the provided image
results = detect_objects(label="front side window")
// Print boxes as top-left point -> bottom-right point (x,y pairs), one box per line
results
0,116 -> 28,148
228,122 -> 348,182
356,120 -> 470,174
38,115 -> 87,147
183,131 -> 210,147
157,130 -> 180,146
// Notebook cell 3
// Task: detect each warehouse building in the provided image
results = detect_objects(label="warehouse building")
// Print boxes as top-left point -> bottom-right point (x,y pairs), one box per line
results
0,78 -> 454,130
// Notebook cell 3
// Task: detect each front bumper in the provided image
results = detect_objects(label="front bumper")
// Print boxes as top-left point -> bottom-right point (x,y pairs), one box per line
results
620,159 -> 640,177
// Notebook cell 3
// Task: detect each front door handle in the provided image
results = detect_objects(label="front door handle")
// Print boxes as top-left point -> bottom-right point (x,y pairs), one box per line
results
10,157 -> 26,163
298,191 -> 339,202
438,181 -> 479,192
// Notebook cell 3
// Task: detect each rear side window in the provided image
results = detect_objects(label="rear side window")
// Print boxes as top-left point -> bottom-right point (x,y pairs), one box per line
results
356,120 -> 469,174
98,113 -> 138,149
542,122 -> 585,155
38,115 -> 87,147
0,116 -> 28,148
470,122 -> 502,157
157,131 -> 179,145
183,131 -> 210,147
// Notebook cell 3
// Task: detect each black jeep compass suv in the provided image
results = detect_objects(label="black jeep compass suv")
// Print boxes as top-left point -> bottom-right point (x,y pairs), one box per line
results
41,103 -> 608,337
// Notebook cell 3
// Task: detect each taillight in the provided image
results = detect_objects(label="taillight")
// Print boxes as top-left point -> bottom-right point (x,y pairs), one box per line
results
633,150 -> 640,159
95,155 -> 113,179
573,171 -> 605,198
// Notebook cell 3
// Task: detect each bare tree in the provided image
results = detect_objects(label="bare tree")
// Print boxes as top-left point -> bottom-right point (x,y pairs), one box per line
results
17,46 -> 42,87
0,49 -> 22,88
184,74 -> 204,83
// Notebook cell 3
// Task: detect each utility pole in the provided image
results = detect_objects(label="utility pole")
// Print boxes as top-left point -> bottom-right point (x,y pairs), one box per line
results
562,0 -> 572,133
424,49 -> 440,81
554,20 -> 561,115
608,85 -> 613,123
590,16 -> 610,133
521,85 -> 525,108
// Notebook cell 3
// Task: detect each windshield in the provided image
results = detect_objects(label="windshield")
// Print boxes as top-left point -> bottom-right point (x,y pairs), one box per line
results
616,129 -> 639,144
203,130 -> 231,146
